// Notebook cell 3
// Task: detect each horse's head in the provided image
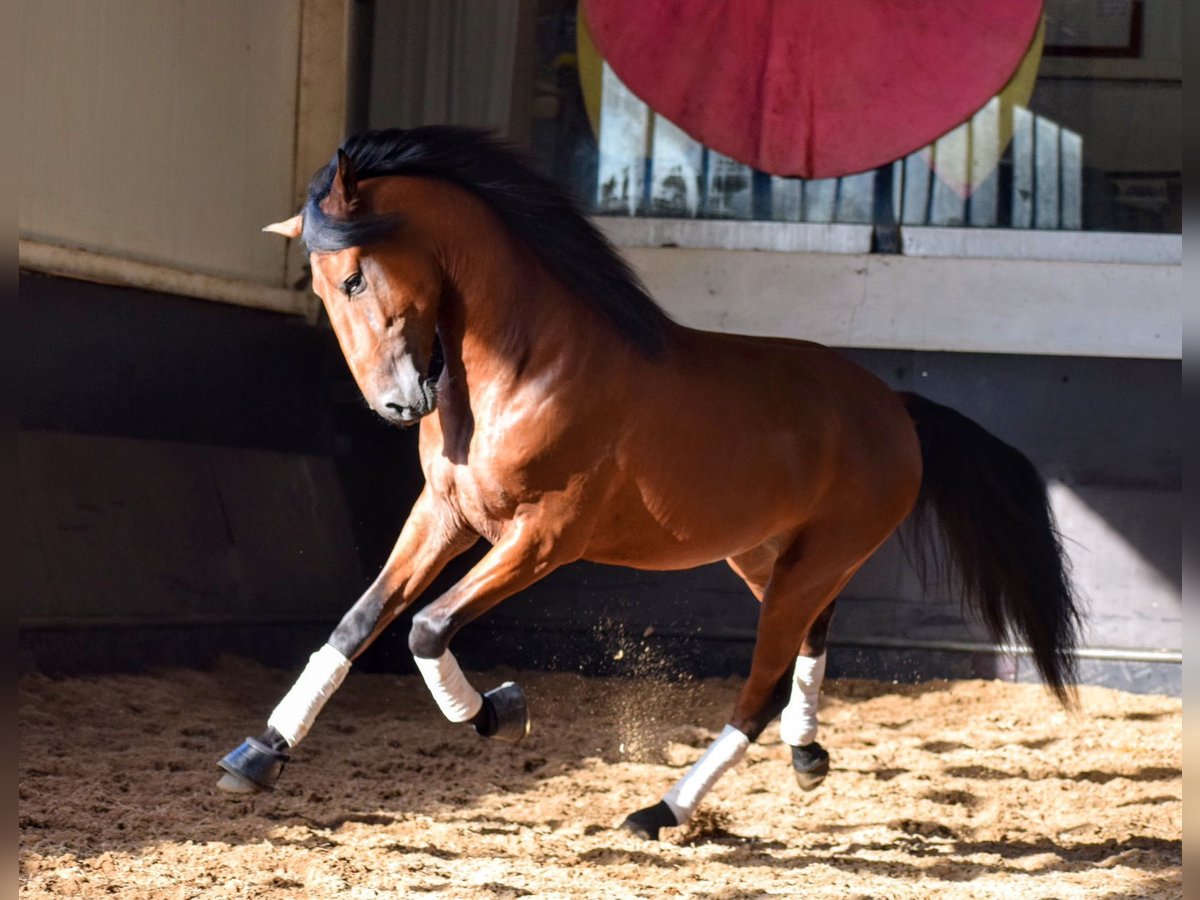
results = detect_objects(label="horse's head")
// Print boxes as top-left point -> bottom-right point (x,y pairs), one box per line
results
266,151 -> 442,428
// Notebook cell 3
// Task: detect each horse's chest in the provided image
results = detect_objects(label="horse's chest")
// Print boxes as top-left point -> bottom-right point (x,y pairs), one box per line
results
423,456 -> 523,539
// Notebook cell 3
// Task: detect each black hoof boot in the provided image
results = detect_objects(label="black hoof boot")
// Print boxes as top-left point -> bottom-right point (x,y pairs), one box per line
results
621,801 -> 678,841
473,682 -> 530,743
216,737 -> 289,794
792,741 -> 830,791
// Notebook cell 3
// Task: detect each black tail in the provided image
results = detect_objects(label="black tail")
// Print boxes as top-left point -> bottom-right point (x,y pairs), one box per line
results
901,393 -> 1081,704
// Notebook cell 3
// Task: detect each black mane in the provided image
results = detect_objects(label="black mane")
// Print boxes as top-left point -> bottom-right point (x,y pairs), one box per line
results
302,126 -> 673,356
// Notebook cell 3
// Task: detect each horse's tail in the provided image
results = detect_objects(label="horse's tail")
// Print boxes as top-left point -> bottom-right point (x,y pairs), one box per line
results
900,392 -> 1081,705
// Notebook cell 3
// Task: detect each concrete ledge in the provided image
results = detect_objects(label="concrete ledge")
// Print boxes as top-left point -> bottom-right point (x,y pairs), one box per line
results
18,240 -> 316,318
899,228 -> 1182,265
598,218 -> 874,255
623,245 -> 1181,358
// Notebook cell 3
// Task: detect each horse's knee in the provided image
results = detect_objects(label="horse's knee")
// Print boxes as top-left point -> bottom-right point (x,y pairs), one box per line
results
408,607 -> 454,659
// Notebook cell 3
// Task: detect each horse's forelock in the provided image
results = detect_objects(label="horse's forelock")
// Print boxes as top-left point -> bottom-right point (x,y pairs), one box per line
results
301,193 -> 402,254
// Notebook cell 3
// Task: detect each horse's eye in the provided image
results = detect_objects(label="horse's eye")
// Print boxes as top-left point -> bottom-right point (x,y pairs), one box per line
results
341,271 -> 365,296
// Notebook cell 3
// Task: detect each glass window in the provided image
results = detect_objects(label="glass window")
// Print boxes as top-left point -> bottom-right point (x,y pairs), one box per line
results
525,0 -> 1181,233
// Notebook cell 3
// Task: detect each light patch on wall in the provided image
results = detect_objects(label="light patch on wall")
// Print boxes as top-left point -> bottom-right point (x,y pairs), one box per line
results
1049,482 -> 1181,650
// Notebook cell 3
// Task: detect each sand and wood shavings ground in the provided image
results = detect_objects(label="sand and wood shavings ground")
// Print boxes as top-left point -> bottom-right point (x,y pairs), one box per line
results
19,657 -> 1181,899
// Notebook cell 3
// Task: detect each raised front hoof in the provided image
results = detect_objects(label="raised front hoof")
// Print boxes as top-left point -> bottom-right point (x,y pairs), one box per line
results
792,741 -> 830,791
620,801 -> 678,841
216,737 -> 289,794
474,682 -> 531,743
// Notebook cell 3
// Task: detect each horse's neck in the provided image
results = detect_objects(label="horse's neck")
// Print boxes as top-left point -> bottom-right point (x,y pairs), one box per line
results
438,223 -> 631,420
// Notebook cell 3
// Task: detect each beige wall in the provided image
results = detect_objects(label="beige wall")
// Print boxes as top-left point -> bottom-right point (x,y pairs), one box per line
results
20,0 -> 346,302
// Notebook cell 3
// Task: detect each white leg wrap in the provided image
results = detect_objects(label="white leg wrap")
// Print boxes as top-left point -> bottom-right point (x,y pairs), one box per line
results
414,650 -> 484,723
266,644 -> 351,747
779,651 -> 826,746
662,724 -> 750,824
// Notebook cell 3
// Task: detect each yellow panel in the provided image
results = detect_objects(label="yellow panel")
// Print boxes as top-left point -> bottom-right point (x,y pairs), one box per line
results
576,3 -> 603,137
924,18 -> 1045,198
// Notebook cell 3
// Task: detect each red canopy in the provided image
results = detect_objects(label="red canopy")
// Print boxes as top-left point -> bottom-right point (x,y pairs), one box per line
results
581,0 -> 1043,179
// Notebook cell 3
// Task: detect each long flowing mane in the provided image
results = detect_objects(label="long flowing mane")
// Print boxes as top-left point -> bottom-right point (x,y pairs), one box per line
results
302,126 -> 673,356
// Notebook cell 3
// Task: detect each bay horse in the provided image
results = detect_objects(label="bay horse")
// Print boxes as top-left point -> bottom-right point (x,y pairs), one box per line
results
218,126 -> 1079,839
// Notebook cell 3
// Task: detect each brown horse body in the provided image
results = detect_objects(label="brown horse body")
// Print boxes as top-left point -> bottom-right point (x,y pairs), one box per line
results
219,128 -> 1077,838
317,173 -> 919,735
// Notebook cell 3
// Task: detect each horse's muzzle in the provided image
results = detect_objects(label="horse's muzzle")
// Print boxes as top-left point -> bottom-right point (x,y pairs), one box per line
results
376,374 -> 439,429
383,378 -> 437,427
377,334 -> 443,427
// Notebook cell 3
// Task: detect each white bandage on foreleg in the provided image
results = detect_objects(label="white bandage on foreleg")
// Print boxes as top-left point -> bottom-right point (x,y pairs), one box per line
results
662,724 -> 750,824
779,651 -> 826,746
267,644 -> 352,747
413,650 -> 484,723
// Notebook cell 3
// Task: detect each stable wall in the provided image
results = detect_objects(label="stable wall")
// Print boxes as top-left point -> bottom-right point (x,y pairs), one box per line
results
18,271 -> 1181,696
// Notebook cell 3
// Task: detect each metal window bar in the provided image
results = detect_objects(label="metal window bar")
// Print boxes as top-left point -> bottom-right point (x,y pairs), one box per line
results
596,62 -> 1083,232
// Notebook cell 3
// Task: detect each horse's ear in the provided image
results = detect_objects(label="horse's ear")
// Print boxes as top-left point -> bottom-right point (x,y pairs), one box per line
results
262,214 -> 302,238
322,149 -> 359,218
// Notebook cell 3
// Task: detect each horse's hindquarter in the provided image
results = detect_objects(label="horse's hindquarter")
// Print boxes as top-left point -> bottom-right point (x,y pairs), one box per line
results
583,329 -> 922,571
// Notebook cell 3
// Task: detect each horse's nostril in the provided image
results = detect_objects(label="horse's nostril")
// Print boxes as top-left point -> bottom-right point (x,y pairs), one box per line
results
386,402 -> 413,419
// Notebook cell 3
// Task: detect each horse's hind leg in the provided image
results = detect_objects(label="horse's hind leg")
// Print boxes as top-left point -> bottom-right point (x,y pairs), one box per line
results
622,549 -> 853,840
727,549 -> 837,788
781,601 -> 836,790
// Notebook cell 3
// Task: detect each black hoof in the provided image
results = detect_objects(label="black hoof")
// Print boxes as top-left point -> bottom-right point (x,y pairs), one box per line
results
474,682 -> 530,743
792,741 -> 830,791
620,801 -> 678,841
216,737 -> 289,794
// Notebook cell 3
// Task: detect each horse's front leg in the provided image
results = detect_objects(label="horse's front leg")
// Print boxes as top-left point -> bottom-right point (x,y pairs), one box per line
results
405,517 -> 570,742
216,487 -> 475,793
